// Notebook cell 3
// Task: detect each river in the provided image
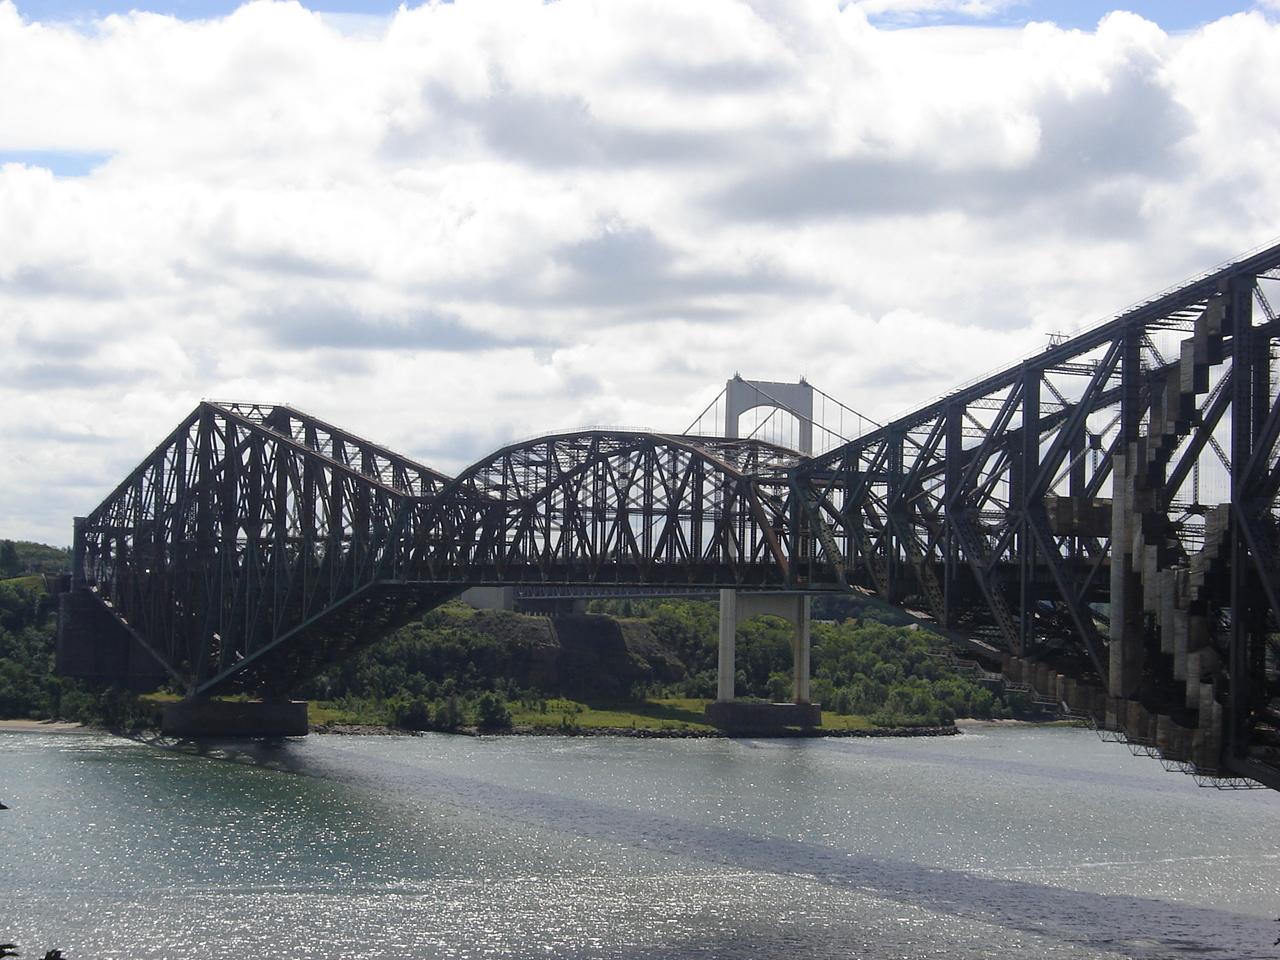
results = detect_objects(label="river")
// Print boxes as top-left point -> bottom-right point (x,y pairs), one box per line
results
3,724 -> 1278,959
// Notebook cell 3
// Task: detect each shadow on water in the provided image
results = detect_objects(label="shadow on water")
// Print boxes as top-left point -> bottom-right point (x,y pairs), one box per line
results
117,729 -> 316,776
114,730 -> 1275,959
308,742 -> 1273,960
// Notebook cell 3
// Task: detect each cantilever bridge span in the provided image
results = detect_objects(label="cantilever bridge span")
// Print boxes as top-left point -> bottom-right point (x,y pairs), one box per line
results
61,241 -> 1280,789
66,411 -> 809,698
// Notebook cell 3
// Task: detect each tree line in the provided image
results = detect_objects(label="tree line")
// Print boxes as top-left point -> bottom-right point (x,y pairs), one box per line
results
0,538 -> 1013,729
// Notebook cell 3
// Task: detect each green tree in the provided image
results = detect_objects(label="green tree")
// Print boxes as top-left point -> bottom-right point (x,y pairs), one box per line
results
393,696 -> 433,731
434,695 -> 464,731
0,541 -> 20,577
475,692 -> 512,730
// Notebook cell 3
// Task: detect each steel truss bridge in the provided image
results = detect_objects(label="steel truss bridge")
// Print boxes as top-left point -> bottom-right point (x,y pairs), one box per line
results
63,242 -> 1280,789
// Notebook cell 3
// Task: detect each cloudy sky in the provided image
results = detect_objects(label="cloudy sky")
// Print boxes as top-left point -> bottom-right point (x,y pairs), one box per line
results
3,0 -> 1280,545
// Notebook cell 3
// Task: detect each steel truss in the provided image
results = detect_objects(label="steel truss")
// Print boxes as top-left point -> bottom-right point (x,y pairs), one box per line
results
792,245 -> 1280,787
69,242 -> 1280,788
74,410 -> 802,697
74,402 -> 462,697
411,432 -> 802,588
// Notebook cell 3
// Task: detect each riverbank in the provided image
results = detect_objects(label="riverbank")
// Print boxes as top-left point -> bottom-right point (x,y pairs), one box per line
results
313,720 -> 960,739
0,719 -> 93,734
0,714 -> 960,740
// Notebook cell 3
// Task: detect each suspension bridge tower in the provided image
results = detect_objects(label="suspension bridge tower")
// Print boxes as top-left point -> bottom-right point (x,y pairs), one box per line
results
724,376 -> 815,455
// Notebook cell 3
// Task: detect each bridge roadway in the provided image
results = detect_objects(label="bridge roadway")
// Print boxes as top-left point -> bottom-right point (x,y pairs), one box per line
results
57,240 -> 1280,789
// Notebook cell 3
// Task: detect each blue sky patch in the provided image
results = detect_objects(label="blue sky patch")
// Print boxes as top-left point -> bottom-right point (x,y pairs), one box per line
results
864,1 -> 1260,31
1,0 -> 1267,29
9,0 -> 401,19
0,150 -> 112,177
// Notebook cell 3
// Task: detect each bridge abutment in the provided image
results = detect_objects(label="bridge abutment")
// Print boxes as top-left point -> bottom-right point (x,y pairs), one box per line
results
161,699 -> 309,738
1108,449 -> 1145,702
462,586 -> 517,611
56,589 -> 168,693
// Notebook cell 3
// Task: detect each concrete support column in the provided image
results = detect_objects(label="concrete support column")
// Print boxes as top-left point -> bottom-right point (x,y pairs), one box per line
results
792,595 -> 812,703
707,590 -> 821,732
72,516 -> 86,589
1109,450 -> 1144,698
717,589 -> 737,702
719,590 -> 813,704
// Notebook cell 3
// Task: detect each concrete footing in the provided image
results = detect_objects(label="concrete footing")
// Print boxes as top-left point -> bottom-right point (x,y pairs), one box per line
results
705,701 -> 821,734
161,700 -> 309,738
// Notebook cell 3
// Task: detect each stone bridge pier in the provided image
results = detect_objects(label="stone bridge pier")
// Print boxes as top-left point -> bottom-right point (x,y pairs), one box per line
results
706,589 -> 822,732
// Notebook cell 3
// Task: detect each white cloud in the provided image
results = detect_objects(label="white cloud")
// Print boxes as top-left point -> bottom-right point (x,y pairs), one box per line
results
2,0 -> 1280,542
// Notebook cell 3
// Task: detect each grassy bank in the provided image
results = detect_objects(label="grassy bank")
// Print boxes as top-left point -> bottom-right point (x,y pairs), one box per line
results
504,697 -> 879,733
307,695 -> 884,735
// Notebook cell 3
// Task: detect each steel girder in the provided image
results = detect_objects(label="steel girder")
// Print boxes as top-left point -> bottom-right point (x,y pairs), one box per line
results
69,241 -> 1280,785
410,431 -> 801,587
76,401 -> 459,696
792,243 -> 1280,785
74,413 -> 801,696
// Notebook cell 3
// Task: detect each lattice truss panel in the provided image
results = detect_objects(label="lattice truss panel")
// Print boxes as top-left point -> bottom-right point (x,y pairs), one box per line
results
71,244 -> 1280,779
79,402 -> 453,695
411,432 -> 803,587
77,415 -> 802,694
793,251 -> 1280,785
221,402 -> 450,498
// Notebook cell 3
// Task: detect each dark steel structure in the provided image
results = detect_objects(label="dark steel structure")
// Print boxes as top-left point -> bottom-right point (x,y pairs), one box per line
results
70,408 -> 803,699
63,241 -> 1280,788
790,244 -> 1280,788
70,402 -> 459,698
415,432 -> 803,587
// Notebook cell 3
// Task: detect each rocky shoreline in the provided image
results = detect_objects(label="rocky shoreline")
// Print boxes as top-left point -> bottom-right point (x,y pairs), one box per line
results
312,722 -> 961,739
2,718 -> 963,740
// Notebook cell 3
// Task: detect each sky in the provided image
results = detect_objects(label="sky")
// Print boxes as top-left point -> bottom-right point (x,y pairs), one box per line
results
4,0 -> 1280,545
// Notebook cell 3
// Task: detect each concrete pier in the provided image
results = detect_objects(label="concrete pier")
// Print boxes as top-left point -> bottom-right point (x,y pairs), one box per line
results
161,700 -> 309,738
717,589 -> 738,702
704,700 -> 822,734
709,590 -> 820,732
715,590 -> 813,704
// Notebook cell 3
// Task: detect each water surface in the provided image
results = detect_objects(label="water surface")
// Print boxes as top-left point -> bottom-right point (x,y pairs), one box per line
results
3,725 -> 1277,958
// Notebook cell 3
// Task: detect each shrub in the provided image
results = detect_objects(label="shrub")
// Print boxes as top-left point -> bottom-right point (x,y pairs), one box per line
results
766,671 -> 792,702
434,695 -> 464,731
475,692 -> 512,730
393,696 -> 433,731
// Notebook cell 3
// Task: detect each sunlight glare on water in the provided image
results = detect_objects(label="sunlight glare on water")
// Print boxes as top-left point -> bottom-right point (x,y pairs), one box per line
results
3,725 -> 1278,959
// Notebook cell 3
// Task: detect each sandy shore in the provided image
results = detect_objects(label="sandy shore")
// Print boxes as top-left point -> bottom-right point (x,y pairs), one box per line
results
0,718 -> 94,734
